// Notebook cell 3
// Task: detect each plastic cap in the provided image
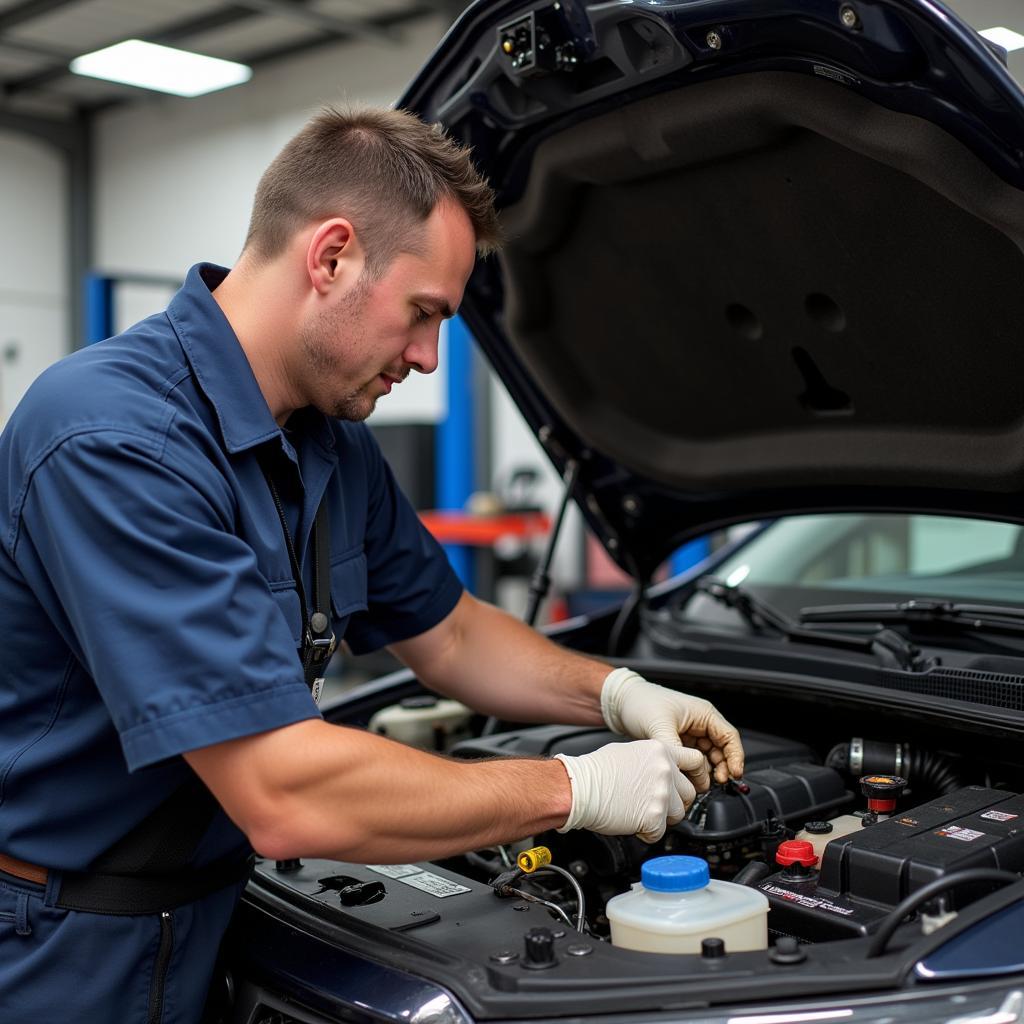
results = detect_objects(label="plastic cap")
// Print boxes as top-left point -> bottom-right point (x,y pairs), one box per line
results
775,840 -> 819,868
860,774 -> 907,812
641,856 -> 710,892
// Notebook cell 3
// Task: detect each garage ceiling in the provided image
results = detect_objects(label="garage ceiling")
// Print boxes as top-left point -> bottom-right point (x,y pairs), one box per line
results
0,0 -> 1021,121
0,0 -> 464,119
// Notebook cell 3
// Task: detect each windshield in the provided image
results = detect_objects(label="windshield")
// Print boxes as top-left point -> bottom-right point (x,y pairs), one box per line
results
712,514 -> 1024,608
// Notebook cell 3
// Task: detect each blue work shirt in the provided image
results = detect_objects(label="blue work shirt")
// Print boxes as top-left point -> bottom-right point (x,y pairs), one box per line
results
0,263 -> 462,1019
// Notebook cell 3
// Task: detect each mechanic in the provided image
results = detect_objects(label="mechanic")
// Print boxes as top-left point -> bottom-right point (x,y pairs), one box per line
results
0,106 -> 743,1020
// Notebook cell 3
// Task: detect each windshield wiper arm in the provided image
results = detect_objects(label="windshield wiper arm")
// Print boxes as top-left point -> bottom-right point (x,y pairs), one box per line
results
694,578 -> 924,671
800,599 -> 1024,639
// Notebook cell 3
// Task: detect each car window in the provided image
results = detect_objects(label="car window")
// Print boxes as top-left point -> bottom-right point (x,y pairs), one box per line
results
713,514 -> 1024,604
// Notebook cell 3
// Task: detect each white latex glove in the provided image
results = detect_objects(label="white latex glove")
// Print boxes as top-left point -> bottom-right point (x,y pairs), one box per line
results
554,738 -> 696,843
601,668 -> 744,792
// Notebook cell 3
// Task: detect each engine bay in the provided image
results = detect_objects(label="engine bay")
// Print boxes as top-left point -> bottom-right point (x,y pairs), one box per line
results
446,725 -> 1024,947
250,716 -> 1024,977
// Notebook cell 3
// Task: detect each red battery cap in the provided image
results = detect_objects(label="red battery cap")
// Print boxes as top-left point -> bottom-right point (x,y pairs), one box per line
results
775,840 -> 819,868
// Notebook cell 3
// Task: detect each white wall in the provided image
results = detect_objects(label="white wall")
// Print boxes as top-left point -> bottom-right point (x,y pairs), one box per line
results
0,130 -> 69,425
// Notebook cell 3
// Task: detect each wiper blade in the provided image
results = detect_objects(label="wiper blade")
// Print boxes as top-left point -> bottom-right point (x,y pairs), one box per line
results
693,578 -> 925,671
800,599 -> 1024,639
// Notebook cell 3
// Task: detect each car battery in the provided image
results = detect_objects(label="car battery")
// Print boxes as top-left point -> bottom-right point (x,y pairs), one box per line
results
757,786 -> 1024,942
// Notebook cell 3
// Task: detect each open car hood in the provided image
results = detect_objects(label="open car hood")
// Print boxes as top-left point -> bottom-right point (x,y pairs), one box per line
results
401,0 -> 1024,580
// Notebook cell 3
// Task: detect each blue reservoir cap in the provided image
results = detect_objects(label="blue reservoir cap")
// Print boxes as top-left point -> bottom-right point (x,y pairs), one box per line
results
641,856 -> 710,893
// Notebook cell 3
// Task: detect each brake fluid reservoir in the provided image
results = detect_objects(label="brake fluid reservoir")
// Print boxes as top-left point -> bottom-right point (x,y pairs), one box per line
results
606,856 -> 769,954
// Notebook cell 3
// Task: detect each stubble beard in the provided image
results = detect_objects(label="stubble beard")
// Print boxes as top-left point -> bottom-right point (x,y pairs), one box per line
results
300,276 -> 378,422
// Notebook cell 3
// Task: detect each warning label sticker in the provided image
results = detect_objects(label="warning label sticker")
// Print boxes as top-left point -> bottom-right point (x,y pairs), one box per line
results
395,871 -> 471,898
367,864 -> 422,879
935,826 -> 986,842
760,884 -> 855,916
367,865 -> 471,898
981,810 -> 1019,823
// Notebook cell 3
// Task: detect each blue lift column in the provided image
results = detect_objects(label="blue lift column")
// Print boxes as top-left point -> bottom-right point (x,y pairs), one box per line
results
436,316 -> 476,591
84,274 -> 114,346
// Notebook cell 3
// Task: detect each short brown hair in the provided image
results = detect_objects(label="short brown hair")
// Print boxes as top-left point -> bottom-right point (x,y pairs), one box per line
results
243,105 -> 500,272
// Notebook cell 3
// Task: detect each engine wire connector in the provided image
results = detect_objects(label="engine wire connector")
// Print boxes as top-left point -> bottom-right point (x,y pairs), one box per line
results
517,846 -> 552,873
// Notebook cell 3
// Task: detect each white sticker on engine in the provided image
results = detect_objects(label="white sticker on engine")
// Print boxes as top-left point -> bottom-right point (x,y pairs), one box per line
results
394,871 -> 471,898
935,826 -> 986,842
367,864 -> 423,879
760,883 -> 856,916
981,810 -> 1019,822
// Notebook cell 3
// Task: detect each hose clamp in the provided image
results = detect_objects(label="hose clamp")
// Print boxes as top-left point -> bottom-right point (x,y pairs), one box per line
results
849,737 -> 864,775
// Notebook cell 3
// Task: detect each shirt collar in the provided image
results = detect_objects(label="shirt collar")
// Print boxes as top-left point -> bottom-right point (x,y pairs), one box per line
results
167,263 -> 335,455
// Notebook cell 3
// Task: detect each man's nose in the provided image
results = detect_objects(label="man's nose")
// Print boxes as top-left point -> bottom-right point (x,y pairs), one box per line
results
405,328 -> 440,375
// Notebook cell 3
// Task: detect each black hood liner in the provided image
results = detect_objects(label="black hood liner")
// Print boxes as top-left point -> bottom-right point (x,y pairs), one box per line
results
498,70 -> 1024,498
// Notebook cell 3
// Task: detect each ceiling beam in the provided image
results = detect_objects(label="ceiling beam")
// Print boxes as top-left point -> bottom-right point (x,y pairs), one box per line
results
0,104 -> 77,149
0,0 -> 80,33
229,0 -> 398,45
234,4 -> 431,69
0,36 -> 73,61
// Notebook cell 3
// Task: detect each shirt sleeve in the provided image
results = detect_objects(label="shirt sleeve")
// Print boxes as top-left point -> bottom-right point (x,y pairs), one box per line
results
343,427 -> 463,654
12,426 -> 320,772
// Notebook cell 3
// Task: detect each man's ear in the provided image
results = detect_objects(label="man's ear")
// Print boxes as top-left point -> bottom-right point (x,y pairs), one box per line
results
306,218 -> 364,295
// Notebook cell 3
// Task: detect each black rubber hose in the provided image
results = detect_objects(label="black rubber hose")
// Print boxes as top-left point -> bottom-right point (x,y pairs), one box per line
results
826,741 -> 963,797
733,861 -> 772,887
911,748 -> 963,795
865,869 -> 1020,958
608,584 -> 644,658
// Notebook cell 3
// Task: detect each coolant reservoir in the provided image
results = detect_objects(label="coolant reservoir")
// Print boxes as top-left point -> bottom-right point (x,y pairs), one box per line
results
795,814 -> 865,863
368,696 -> 472,751
606,856 -> 769,954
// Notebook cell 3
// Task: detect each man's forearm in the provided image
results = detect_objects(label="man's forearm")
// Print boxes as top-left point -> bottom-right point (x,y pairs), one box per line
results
186,718 -> 573,864
394,595 -> 609,726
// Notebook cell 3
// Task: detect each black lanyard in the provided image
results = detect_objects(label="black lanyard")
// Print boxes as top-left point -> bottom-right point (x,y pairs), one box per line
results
261,466 -> 335,703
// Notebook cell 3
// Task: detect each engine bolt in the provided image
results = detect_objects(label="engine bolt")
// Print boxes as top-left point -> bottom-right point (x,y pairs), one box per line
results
706,30 -> 723,50
840,5 -> 860,29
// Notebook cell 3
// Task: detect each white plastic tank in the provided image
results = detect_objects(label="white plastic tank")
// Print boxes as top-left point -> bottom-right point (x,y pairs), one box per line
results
606,855 -> 769,954
368,696 -> 473,751
795,813 -> 865,863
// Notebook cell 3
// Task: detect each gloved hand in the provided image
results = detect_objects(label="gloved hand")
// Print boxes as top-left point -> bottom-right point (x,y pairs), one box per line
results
554,739 -> 695,843
601,668 -> 744,792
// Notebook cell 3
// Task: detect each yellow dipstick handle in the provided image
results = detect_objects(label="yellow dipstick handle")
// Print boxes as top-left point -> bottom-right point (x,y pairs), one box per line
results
517,846 -> 552,873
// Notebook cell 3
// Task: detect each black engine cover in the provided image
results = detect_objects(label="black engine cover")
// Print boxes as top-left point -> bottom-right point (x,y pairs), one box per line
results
452,724 -> 819,767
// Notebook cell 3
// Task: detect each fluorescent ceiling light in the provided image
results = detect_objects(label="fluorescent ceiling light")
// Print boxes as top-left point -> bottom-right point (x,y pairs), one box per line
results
979,26 -> 1024,52
70,39 -> 251,97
